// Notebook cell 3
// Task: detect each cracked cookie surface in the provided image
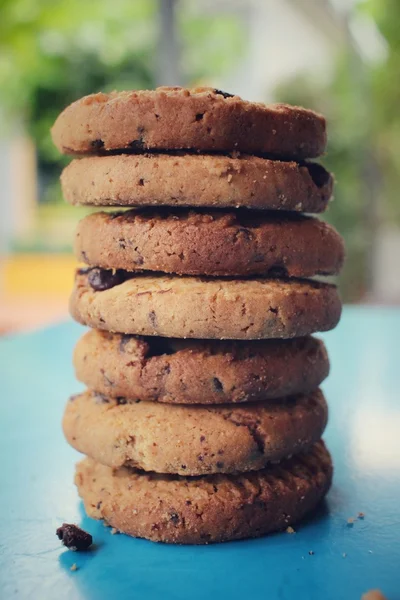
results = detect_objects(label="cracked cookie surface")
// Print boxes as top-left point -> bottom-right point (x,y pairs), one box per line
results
75,209 -> 344,278
70,270 -> 342,339
51,87 -> 327,159
61,154 -> 332,212
63,389 -> 328,475
75,440 -> 332,543
74,330 -> 330,404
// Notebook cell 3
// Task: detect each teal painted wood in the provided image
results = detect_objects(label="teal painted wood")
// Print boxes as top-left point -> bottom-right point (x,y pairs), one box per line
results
0,308 -> 399,599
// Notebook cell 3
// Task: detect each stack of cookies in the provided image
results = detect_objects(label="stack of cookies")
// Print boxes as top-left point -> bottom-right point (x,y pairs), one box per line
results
51,87 -> 344,544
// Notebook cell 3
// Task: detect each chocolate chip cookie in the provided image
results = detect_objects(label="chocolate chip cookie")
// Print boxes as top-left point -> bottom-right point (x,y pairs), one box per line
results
75,209 -> 344,278
74,330 -> 329,404
63,389 -> 328,475
61,154 -> 333,212
51,87 -> 327,159
70,270 -> 342,339
75,440 -> 332,543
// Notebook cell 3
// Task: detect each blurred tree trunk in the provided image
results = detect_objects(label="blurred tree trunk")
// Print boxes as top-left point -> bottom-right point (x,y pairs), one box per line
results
157,0 -> 182,86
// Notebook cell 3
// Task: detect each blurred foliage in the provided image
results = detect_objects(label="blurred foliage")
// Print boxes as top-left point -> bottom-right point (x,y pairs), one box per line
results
0,0 -> 244,203
0,0 -> 398,302
275,0 -> 400,301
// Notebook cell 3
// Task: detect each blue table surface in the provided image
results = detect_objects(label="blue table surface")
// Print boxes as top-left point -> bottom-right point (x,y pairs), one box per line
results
0,307 -> 399,600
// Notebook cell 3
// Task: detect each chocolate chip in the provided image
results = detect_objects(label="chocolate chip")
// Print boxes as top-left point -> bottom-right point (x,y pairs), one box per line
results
169,512 -> 180,525
200,435 -> 206,443
118,238 -> 126,250
90,139 -> 104,149
185,500 -> 192,506
214,89 -> 234,99
195,113 -> 204,121
56,523 -> 92,551
96,501 -> 102,510
129,138 -> 145,150
305,162 -> 330,188
94,392 -> 110,404
148,310 -> 158,328
134,253 -> 144,266
87,267 -> 125,291
235,228 -> 254,242
267,266 -> 289,279
285,396 -> 297,408
116,397 -> 128,405
147,337 -> 175,356
80,250 -> 89,263
216,461 -> 224,469
198,455 -> 204,462
212,377 -> 223,392
138,178 -> 145,186
109,211 -> 126,220
119,334 -> 134,352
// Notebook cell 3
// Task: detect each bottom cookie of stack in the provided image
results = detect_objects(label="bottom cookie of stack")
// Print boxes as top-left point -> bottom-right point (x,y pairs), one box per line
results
75,441 -> 332,544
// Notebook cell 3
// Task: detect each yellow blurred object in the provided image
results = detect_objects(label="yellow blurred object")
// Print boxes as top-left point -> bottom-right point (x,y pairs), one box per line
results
0,254 -> 77,333
2,253 -> 76,297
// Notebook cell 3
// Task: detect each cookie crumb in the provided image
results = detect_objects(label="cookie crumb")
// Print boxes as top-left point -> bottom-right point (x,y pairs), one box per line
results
342,552 -> 347,558
70,563 -> 78,572
361,590 -> 387,600
308,550 -> 314,555
358,512 -> 365,519
227,174 -> 233,183
110,528 -> 118,535
347,517 -> 355,526
286,526 -> 295,534
56,523 -> 92,551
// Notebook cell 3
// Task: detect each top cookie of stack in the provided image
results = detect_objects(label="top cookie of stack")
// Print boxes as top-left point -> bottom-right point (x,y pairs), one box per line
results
52,86 -> 343,341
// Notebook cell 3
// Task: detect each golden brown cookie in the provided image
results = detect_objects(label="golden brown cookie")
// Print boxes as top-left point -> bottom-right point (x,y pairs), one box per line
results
51,87 -> 326,159
74,330 -> 330,404
61,154 -> 333,212
70,270 -> 342,339
75,210 -> 344,278
75,440 -> 332,544
63,389 -> 328,475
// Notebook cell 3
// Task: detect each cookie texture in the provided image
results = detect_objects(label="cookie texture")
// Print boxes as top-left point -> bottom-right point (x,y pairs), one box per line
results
51,87 -> 326,159
74,330 -> 330,404
75,210 -> 344,278
75,440 -> 332,544
63,389 -> 328,475
61,154 -> 333,212
70,270 -> 342,339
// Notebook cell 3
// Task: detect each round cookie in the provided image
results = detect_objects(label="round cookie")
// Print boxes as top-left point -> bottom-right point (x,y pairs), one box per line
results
51,87 -> 327,159
70,270 -> 342,339
74,331 -> 330,404
61,154 -> 333,212
75,441 -> 332,544
75,209 -> 344,278
63,389 -> 328,475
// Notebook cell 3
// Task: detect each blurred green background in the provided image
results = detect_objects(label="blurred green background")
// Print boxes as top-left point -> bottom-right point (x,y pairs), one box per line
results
0,0 -> 399,331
